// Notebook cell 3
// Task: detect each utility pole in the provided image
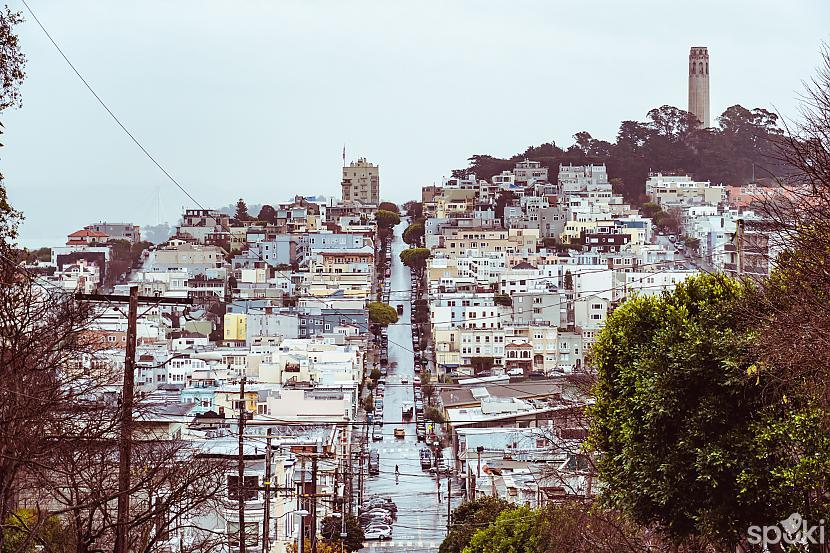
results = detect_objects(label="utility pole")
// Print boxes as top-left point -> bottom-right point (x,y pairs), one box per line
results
238,376 -> 248,553
114,285 -> 138,553
736,218 -> 745,275
300,456 -> 306,550
262,429 -> 272,553
77,291 -> 191,553
447,476 -> 452,532
311,455 -> 318,553
333,464 -> 339,518
357,448 -> 364,508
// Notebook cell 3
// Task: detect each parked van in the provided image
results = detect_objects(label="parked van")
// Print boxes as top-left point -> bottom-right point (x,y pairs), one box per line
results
369,451 -> 380,475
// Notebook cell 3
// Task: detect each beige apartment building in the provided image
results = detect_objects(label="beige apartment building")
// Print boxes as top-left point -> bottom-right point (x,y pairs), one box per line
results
433,228 -> 539,258
645,173 -> 724,207
341,157 -> 380,205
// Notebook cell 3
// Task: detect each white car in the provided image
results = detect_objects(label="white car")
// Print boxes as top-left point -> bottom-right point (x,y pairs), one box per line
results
507,368 -> 524,376
364,527 -> 392,540
400,376 -> 409,384
365,523 -> 393,535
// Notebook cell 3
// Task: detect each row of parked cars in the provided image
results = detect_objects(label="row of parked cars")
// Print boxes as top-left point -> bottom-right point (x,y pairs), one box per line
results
413,376 -> 427,441
360,496 -> 397,540
370,376 -> 387,441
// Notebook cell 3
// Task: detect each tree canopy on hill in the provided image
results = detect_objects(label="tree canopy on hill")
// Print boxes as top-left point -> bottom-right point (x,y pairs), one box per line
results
375,209 -> 400,229
453,104 -> 793,204
377,201 -> 399,214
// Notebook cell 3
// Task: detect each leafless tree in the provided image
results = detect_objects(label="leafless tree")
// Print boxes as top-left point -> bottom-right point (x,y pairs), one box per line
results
17,437 -> 231,553
748,46 -> 830,411
0,254 -> 116,551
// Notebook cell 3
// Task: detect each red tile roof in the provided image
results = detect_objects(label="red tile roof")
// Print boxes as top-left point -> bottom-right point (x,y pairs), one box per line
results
68,229 -> 109,238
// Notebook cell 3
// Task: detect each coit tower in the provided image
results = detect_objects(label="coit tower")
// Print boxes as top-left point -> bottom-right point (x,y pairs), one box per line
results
688,46 -> 710,128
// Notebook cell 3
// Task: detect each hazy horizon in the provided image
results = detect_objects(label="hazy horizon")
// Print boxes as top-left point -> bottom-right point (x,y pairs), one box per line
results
3,0 -> 828,248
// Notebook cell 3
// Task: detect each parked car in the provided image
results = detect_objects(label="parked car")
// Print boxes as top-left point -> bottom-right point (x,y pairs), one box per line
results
363,498 -> 397,513
396,304 -> 404,315
360,513 -> 393,525
364,523 -> 393,534
363,505 -> 395,516
507,367 -> 524,376
372,427 -> 383,441
368,451 -> 380,475
364,527 -> 392,540
419,449 -> 432,469
401,375 -> 409,384
364,507 -> 394,517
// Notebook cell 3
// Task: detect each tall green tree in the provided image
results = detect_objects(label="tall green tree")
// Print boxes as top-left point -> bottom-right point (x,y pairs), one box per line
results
234,198 -> 251,222
375,209 -> 400,229
367,301 -> 398,326
320,514 -> 364,552
399,247 -> 430,274
463,505 -> 540,553
377,201 -> 399,214
439,496 -> 511,553
402,221 -> 425,246
588,273 -> 829,545
402,200 -> 423,219
257,204 -> 277,224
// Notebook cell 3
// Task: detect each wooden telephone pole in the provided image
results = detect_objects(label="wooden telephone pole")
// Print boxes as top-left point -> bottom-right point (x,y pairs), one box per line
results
76,289 -> 192,553
262,429 -> 273,553
310,455 -> 318,553
115,286 -> 138,553
238,376 -> 248,553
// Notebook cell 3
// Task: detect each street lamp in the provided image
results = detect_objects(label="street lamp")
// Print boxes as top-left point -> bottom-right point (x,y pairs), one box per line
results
295,509 -> 309,553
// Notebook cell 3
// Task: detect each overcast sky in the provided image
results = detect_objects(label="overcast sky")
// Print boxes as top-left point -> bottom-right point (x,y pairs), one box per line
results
4,0 -> 829,247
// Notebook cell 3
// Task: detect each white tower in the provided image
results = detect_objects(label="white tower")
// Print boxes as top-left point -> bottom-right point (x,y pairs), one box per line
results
688,46 -> 710,128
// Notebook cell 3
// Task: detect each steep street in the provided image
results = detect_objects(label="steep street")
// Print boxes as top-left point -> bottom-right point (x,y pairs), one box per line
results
362,222 -> 447,551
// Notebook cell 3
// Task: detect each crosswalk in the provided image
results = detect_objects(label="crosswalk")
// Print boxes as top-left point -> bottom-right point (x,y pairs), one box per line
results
371,446 -> 417,455
363,539 -> 440,550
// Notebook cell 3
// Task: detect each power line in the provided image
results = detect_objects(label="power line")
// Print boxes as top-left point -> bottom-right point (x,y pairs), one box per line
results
19,0 -> 203,209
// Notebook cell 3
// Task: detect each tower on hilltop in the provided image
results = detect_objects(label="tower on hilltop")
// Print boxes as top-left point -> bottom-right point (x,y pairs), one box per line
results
688,46 -> 710,128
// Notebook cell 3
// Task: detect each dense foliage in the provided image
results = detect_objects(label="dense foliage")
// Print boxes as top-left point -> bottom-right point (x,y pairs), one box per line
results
367,301 -> 398,326
454,104 -> 792,203
588,273 -> 830,545
257,204 -> 277,224
402,221 -> 425,246
399,247 -> 431,273
375,209 -> 400,229
463,505 -> 540,553
439,496 -> 511,553
377,201 -> 400,214
320,514 -> 364,552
